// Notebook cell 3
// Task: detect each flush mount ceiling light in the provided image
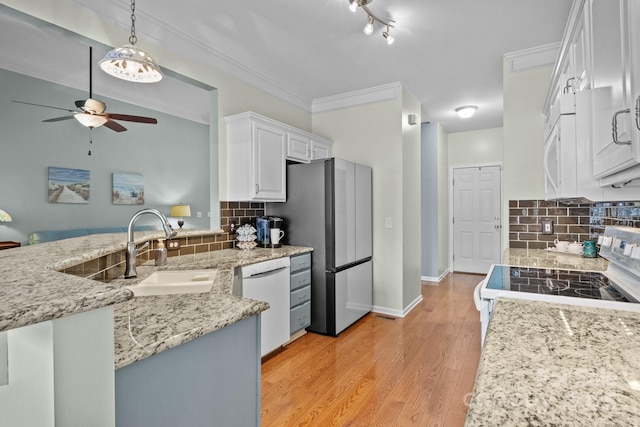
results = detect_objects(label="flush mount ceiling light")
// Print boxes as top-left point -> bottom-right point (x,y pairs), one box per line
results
455,105 -> 478,119
99,0 -> 163,83
347,0 -> 396,44
0,209 -> 12,222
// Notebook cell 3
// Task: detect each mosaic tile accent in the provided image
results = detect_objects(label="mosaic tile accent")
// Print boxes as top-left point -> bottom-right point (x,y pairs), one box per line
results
509,199 -> 640,249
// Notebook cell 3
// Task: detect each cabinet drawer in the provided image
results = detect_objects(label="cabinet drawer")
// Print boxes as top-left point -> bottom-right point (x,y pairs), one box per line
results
290,269 -> 311,291
290,253 -> 311,273
290,285 -> 311,308
290,301 -> 311,334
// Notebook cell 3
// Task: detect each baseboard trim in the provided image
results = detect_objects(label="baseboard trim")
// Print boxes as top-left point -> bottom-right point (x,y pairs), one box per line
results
421,270 -> 450,283
372,294 -> 423,319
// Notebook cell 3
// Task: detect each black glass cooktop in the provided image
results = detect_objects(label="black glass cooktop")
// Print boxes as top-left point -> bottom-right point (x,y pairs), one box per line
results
486,265 -> 633,302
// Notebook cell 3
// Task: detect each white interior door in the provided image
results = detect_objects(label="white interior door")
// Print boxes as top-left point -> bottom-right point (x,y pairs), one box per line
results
452,166 -> 502,274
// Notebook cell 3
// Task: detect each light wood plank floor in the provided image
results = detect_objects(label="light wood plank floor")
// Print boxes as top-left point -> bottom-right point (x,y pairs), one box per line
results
261,272 -> 483,426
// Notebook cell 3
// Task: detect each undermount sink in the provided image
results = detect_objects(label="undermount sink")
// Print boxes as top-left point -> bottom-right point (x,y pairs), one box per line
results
126,270 -> 216,297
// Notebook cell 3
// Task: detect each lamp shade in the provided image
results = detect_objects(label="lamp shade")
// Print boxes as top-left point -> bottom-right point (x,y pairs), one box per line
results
0,209 -> 12,222
170,204 -> 191,218
99,45 -> 163,83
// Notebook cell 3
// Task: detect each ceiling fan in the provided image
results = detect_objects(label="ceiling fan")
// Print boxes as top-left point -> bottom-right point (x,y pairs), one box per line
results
12,46 -> 157,132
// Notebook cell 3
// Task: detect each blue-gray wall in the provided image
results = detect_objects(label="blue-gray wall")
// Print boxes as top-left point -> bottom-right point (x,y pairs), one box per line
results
0,69 -> 213,245
421,122 -> 439,278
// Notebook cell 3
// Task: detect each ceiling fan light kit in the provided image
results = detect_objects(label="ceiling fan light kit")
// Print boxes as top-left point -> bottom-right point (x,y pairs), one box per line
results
100,0 -> 162,83
347,0 -> 395,44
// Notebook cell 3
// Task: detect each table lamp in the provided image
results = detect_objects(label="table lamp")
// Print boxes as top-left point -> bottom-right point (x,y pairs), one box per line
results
170,204 -> 191,229
0,209 -> 12,222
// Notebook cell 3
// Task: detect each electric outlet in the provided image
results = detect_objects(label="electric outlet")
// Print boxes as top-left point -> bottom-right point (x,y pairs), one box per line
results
196,211 -> 202,218
167,240 -> 180,250
385,217 -> 392,229
541,219 -> 553,235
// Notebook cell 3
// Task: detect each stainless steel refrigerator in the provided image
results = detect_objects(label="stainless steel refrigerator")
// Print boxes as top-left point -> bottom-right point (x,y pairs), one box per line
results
266,158 -> 373,336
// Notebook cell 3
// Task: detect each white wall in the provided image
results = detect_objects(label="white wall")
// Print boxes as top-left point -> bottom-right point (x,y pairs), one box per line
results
436,124 -> 450,275
448,127 -> 504,166
401,86 -> 422,309
503,60 -> 553,243
312,85 -> 421,314
0,1 -> 312,204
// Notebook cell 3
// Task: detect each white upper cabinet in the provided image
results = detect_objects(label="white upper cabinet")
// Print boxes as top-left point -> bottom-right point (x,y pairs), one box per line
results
226,112 -> 333,202
310,138 -> 331,160
226,113 -> 287,202
286,131 -> 311,163
588,0 -> 638,180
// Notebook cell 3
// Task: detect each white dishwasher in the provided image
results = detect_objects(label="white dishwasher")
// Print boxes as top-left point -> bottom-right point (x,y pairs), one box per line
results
235,257 -> 290,357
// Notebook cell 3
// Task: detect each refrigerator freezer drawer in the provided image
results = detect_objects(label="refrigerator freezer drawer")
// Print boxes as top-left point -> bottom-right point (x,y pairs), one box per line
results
334,260 -> 373,335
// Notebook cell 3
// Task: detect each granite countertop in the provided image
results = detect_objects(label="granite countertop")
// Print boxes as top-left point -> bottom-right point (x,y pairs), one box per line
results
466,298 -> 640,426
504,248 -> 609,271
111,246 -> 313,369
0,228 -> 221,331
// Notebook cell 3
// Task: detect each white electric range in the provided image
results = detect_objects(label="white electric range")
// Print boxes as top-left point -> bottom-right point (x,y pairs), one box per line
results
475,226 -> 640,345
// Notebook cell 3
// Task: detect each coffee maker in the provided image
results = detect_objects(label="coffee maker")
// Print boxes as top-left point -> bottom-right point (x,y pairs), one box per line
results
256,216 -> 271,248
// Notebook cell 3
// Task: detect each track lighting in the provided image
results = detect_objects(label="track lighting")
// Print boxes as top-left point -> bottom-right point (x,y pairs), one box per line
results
383,26 -> 394,44
363,16 -> 374,35
346,0 -> 396,44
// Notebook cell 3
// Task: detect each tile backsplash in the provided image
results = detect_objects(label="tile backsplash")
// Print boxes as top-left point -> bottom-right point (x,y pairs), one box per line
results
219,201 -> 265,248
509,199 -> 640,249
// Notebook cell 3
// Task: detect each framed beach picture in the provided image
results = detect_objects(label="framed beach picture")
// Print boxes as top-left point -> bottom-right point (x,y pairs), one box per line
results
112,173 -> 144,205
48,167 -> 90,204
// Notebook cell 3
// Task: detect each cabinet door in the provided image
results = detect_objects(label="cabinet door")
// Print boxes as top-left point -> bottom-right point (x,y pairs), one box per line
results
628,0 -> 640,159
252,121 -> 286,201
589,0 -> 635,178
286,132 -> 310,163
310,139 -> 331,160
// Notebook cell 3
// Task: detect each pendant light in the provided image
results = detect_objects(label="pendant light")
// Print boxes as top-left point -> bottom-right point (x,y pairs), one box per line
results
99,0 -> 163,83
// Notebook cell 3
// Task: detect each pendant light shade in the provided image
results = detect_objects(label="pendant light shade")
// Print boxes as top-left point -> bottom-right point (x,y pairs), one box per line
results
100,0 -> 162,83
99,45 -> 162,83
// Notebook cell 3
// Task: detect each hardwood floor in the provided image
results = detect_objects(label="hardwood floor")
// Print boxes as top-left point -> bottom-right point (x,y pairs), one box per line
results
261,272 -> 483,426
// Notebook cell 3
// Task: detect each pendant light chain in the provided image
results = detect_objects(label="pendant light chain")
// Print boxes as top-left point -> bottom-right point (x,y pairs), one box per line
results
129,0 -> 137,45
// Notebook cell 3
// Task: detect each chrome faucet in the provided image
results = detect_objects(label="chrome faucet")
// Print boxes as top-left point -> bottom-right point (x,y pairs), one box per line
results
125,208 -> 177,278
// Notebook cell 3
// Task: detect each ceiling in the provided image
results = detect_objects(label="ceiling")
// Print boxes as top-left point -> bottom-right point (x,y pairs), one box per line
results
73,0 -> 572,132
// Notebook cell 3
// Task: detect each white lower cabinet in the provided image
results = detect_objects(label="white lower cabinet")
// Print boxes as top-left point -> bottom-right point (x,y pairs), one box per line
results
0,308 -> 115,427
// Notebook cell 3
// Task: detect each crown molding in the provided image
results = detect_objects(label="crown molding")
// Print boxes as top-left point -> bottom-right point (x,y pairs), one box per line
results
312,82 -> 402,113
71,0 -> 313,112
504,42 -> 560,72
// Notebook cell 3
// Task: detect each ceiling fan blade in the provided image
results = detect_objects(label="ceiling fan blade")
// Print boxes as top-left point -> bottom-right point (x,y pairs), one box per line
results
12,100 -> 76,113
104,119 -> 127,132
42,115 -> 76,123
107,113 -> 158,124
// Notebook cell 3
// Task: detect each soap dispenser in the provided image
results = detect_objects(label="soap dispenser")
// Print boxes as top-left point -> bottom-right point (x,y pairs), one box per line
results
155,239 -> 167,266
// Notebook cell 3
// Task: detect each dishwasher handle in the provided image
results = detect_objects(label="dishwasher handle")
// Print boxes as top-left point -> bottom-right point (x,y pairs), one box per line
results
474,280 -> 487,311
244,266 -> 289,279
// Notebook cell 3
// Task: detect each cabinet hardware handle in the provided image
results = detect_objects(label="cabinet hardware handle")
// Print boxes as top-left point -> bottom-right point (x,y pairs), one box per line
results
636,95 -> 640,131
563,77 -> 575,94
612,109 -> 632,145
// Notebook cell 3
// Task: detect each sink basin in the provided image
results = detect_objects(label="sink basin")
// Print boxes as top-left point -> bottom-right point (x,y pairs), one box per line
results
126,270 -> 216,297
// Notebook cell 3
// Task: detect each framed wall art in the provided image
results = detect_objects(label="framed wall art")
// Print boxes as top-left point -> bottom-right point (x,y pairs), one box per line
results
48,167 -> 90,204
112,173 -> 144,205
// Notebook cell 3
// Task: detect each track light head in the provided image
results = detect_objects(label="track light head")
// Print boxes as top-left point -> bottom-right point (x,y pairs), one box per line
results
349,0 -> 359,12
383,26 -> 394,45
363,16 -> 374,35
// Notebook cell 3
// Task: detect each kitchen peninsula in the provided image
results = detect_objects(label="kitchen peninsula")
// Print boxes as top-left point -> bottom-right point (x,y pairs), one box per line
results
0,230 -> 312,427
466,298 -> 640,426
